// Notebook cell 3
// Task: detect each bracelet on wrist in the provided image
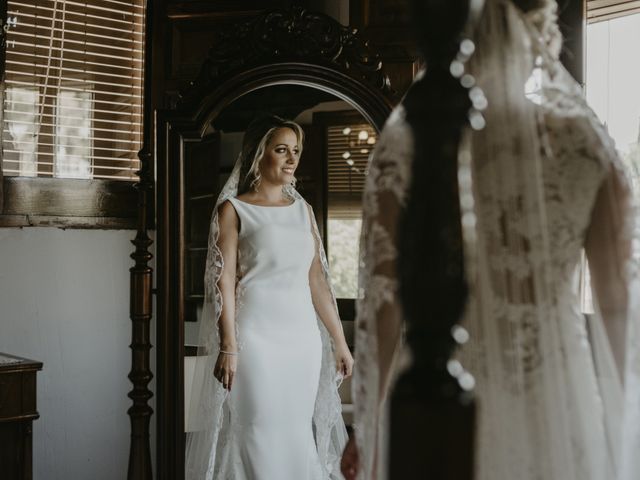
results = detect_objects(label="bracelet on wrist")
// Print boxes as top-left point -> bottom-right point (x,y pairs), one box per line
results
220,349 -> 238,355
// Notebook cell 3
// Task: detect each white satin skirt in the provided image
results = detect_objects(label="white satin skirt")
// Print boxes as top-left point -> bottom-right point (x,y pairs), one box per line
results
221,286 -> 324,480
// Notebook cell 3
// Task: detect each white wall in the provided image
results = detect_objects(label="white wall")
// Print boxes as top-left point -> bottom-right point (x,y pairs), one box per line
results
0,227 -> 155,480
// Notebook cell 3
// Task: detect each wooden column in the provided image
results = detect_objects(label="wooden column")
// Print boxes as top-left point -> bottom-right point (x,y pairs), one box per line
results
559,0 -> 586,85
392,0 -> 477,478
0,2 -> 7,212
128,0 -> 154,478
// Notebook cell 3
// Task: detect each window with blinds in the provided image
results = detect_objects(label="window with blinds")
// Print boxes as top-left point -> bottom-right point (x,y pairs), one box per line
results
2,0 -> 144,181
587,0 -> 640,23
326,122 -> 377,298
327,123 -> 377,219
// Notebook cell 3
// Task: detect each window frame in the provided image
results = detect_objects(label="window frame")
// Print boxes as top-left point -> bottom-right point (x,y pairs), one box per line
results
587,0 -> 640,23
0,176 -> 138,228
312,109 -> 374,323
0,1 -> 142,230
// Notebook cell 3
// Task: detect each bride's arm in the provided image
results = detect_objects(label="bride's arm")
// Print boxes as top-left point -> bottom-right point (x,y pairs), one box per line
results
306,204 -> 354,377
584,163 -> 634,381
368,189 -> 405,401
343,124 -> 410,480
215,200 -> 239,389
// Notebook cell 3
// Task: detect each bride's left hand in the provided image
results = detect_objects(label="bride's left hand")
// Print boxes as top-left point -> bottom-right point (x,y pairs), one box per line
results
335,342 -> 354,378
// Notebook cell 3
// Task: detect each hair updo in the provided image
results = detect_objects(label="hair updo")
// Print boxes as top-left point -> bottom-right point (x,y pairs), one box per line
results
511,0 -> 562,59
237,115 -> 304,194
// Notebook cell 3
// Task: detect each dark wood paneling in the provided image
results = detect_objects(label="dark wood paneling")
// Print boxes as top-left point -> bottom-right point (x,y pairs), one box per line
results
390,398 -> 475,479
1,177 -> 137,228
188,198 -> 215,245
350,0 -> 419,97
170,18 -> 238,82
558,0 -> 586,85
184,133 -> 220,321
164,2 -> 293,94
299,124 -> 326,237
0,215 -> 136,229
186,248 -> 207,298
160,1 -> 407,105
351,0 -> 412,28
166,1 -> 267,18
0,353 -> 42,480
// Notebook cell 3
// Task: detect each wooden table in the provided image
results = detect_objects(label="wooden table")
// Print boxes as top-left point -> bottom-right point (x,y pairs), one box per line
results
0,353 -> 42,480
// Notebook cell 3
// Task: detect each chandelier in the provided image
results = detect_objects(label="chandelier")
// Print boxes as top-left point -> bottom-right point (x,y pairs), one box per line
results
341,125 -> 377,176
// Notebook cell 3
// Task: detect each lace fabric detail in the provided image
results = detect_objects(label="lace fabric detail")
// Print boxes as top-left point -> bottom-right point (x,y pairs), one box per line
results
298,189 -> 350,479
353,104 -> 413,480
352,2 -> 640,480
461,3 -> 639,479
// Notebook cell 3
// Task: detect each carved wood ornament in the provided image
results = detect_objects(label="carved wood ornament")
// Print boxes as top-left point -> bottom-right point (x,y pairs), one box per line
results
177,7 -> 392,110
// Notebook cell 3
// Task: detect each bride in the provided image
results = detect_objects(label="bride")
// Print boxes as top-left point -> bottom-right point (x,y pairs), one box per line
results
344,0 -> 640,479
185,115 -> 352,480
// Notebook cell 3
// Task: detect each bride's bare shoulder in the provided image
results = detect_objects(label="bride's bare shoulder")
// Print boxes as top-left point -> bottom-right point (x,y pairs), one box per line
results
218,199 -> 239,224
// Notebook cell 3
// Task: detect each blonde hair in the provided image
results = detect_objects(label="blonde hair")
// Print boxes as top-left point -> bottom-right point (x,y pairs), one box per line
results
238,116 -> 304,194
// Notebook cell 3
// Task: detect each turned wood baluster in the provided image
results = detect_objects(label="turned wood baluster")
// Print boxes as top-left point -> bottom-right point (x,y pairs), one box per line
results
128,0 -> 154,478
392,1 -> 478,478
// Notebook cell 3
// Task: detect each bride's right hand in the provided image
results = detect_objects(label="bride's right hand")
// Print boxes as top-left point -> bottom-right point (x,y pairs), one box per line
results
341,435 -> 359,480
213,351 -> 237,391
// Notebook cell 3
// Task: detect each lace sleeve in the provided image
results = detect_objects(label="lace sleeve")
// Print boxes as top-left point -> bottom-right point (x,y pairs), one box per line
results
353,105 -> 413,480
585,161 -> 635,378
582,126 -> 640,480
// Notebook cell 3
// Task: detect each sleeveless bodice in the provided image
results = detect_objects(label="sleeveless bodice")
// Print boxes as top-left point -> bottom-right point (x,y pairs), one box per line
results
228,197 -> 316,292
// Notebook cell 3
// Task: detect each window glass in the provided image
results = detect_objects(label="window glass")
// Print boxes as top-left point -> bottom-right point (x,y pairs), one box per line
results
583,13 -> 640,311
326,123 -> 377,298
2,1 -> 144,180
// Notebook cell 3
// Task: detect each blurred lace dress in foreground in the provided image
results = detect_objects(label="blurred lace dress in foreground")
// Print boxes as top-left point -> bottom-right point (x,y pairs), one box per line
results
352,1 -> 640,479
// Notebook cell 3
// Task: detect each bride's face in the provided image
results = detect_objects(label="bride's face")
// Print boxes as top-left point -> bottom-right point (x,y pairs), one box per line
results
258,127 -> 300,186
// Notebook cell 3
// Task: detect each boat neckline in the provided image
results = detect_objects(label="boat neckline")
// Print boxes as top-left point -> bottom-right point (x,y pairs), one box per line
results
233,197 -> 297,208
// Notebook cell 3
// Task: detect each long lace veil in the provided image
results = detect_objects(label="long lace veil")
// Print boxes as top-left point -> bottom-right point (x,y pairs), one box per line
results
354,1 -> 640,479
184,147 -> 348,479
460,1 -> 640,478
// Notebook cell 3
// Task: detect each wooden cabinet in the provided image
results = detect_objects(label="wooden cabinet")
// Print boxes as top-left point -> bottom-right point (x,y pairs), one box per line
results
0,353 -> 42,480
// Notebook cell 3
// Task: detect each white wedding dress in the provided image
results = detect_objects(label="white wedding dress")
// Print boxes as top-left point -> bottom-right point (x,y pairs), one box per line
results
185,155 -> 347,480
214,196 -> 325,479
353,2 -> 640,479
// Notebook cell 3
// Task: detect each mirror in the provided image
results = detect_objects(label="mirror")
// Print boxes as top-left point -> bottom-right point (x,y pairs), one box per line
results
182,84 -> 379,431
151,10 -> 393,477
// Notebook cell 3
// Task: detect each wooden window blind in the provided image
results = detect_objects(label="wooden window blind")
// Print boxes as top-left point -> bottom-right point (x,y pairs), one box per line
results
587,0 -> 640,23
327,123 -> 377,220
2,0 -> 144,180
